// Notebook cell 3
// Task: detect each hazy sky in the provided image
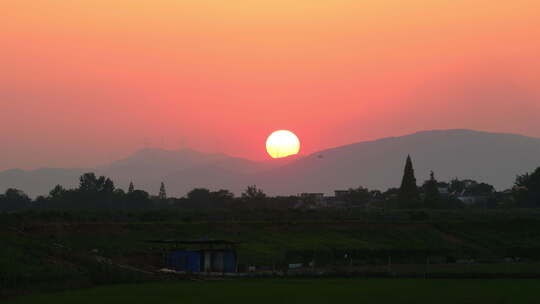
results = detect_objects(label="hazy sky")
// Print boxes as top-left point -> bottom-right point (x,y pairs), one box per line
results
2,0 -> 539,170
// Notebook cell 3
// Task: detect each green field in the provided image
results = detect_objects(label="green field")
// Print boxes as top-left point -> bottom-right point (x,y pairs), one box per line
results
5,279 -> 539,304
4,209 -> 540,298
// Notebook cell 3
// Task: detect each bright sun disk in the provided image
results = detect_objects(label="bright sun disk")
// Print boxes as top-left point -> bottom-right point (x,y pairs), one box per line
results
266,130 -> 300,158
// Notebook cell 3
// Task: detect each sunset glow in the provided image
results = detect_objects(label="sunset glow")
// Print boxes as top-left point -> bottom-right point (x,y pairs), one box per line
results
1,0 -> 540,170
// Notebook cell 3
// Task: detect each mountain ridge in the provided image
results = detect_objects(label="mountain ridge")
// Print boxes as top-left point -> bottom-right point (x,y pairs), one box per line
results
2,129 -> 540,197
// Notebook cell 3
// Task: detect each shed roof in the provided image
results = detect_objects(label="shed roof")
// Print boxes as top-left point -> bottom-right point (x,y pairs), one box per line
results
145,239 -> 238,245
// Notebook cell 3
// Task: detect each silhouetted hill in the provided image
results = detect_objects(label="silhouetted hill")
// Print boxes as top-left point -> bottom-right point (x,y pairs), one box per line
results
2,130 -> 540,197
254,129 -> 540,194
96,148 -> 271,194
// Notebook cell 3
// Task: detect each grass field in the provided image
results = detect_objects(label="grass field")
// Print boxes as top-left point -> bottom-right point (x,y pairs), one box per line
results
5,279 -> 538,304
4,210 -> 540,298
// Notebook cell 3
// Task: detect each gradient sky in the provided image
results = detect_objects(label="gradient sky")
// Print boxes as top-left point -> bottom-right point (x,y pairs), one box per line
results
2,0 -> 540,170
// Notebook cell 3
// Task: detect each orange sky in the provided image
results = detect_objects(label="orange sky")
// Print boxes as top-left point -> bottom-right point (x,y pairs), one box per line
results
2,0 -> 540,170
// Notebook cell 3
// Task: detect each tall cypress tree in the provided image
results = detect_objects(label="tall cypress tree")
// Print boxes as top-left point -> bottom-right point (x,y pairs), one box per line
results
128,181 -> 134,194
158,182 -> 167,200
399,155 -> 420,205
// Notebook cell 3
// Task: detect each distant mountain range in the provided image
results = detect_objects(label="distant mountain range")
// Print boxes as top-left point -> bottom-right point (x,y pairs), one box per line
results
2,129 -> 540,197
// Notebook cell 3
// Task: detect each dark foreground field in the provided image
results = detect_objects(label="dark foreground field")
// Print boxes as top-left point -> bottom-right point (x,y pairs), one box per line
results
5,279 -> 538,304
4,209 -> 540,299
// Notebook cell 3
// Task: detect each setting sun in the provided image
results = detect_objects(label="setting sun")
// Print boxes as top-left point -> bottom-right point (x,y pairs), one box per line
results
266,130 -> 300,159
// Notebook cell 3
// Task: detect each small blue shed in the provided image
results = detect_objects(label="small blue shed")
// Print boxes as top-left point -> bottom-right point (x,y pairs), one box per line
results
149,239 -> 238,273
168,250 -> 202,272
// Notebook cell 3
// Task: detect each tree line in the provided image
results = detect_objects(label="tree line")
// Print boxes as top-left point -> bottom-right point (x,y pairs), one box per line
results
1,156 -> 540,211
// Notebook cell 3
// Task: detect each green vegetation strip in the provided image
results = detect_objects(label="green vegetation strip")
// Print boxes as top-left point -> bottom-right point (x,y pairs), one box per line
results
6,279 -> 538,304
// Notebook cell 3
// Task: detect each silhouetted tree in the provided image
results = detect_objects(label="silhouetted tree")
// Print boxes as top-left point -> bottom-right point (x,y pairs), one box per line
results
158,182 -> 167,200
44,185 -> 72,208
450,178 -> 466,194
113,188 -> 126,207
187,188 -> 211,201
79,173 -> 98,193
450,179 -> 491,195
241,185 -> 267,208
128,182 -> 134,194
0,188 -> 31,210
185,188 -> 212,208
423,171 -> 440,207
242,185 -> 266,201
184,188 -> 236,209
514,167 -> 540,207
210,189 -> 235,208
76,173 -> 115,208
78,173 -> 114,194
467,182 -> 495,196
126,189 -> 152,208
49,185 -> 67,200
398,155 -> 420,207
